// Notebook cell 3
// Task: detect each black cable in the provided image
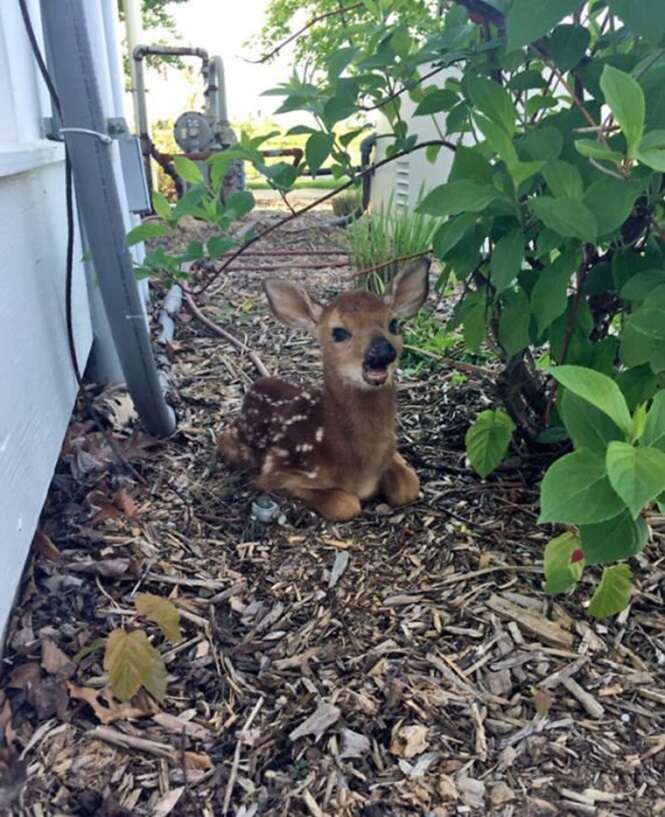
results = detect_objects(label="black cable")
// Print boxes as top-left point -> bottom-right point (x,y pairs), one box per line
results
18,0 -> 82,389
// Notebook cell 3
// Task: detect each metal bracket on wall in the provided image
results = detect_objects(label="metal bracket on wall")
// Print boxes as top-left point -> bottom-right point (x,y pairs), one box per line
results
41,116 -> 151,214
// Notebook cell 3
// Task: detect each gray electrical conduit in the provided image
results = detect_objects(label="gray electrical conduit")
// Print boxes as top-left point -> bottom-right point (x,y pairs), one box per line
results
41,0 -> 176,436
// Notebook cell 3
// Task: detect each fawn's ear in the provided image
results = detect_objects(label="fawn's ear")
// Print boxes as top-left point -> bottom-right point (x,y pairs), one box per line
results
387,257 -> 430,318
264,279 -> 323,333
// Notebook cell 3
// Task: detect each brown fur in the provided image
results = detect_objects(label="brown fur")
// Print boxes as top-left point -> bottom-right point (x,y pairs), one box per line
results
217,259 -> 430,522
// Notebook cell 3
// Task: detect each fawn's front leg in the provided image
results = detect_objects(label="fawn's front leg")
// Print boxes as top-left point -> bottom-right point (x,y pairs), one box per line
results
255,468 -> 361,522
381,452 -> 420,507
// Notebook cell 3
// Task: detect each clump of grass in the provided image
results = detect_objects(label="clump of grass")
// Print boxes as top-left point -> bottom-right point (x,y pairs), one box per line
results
346,195 -> 438,291
332,186 -> 362,217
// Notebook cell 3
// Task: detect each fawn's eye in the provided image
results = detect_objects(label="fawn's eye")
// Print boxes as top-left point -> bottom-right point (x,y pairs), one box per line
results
332,327 -> 351,343
389,318 -> 400,335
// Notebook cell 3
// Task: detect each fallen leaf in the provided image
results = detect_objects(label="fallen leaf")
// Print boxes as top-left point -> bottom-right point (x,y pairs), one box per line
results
390,724 -> 428,759
289,701 -> 340,742
29,677 -> 68,719
184,751 -> 213,771
152,787 -> 185,817
114,487 -> 139,518
68,684 -> 155,724
32,530 -> 60,560
104,629 -> 167,702
134,594 -> 182,643
95,388 -> 138,431
7,662 -> 41,690
41,639 -> 76,680
66,556 -> 132,579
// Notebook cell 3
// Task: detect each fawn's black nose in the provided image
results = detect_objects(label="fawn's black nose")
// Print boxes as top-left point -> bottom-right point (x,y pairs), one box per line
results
364,336 -> 397,368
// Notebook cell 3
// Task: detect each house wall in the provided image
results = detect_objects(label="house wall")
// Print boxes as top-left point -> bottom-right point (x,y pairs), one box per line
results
0,0 -> 139,637
0,0 -> 92,634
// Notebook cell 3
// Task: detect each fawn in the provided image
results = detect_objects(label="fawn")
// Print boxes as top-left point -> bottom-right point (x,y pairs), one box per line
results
217,258 -> 430,522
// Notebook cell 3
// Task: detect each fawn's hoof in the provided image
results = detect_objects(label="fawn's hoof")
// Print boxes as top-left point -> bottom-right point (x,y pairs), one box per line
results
317,490 -> 362,522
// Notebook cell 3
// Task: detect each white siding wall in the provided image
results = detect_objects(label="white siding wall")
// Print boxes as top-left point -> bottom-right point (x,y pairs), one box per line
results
0,1 -> 93,634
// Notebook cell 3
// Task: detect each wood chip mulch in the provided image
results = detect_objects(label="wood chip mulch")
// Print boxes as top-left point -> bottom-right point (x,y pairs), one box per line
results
1,205 -> 664,817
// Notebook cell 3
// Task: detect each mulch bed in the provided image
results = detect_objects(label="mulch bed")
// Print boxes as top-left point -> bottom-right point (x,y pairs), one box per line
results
1,205 -> 664,817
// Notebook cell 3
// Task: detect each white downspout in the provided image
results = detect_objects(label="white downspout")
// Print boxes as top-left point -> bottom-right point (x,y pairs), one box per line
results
121,0 -> 143,132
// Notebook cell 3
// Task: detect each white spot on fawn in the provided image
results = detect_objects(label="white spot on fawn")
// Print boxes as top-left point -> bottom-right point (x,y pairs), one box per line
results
315,427 -> 324,442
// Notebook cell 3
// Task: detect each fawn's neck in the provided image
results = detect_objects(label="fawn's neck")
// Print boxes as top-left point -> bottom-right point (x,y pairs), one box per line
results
321,370 -> 396,444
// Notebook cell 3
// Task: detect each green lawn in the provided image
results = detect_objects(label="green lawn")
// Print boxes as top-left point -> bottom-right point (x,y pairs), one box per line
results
247,177 -> 342,191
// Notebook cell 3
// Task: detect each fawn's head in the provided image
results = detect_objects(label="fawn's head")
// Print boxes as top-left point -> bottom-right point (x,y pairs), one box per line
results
263,258 -> 430,389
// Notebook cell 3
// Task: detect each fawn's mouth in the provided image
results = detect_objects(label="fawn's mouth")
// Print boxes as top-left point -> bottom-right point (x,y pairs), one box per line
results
362,363 -> 390,386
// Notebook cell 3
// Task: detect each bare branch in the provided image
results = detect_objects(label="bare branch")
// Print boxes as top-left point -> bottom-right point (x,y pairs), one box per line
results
182,287 -> 271,379
245,2 -> 363,64
194,139 -> 457,296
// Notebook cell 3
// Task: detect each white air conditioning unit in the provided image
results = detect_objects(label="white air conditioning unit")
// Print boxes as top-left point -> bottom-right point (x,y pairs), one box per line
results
370,65 -> 460,213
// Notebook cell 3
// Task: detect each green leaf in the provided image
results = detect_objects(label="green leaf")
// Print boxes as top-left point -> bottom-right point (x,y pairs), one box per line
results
509,160 -> 545,187
600,65 -> 645,156
549,365 -> 633,434
629,308 -> 665,341
414,89 -> 458,116
173,156 -> 205,185
207,235 -> 233,260
581,511 -> 648,565
461,288 -> 487,353
620,322 -> 657,368
126,223 -> 168,247
538,449 -> 625,525
417,181 -> 499,217
607,0 -> 665,42
490,229 -> 523,293
529,197 -> 598,242
305,132 -> 334,175
621,270 -> 665,300
467,75 -> 516,135
326,45 -> 359,79
544,531 -> 585,594
524,126 -> 564,161
560,391 -> 624,456
530,247 -> 579,335
224,190 -> 255,220
588,564 -> 633,619
549,24 -> 590,72
426,143 -> 442,164
642,391 -> 665,451
543,161 -> 583,200
474,114 -> 518,164
432,213 -> 476,260
636,130 -> 665,172
506,0 -> 581,51
465,409 -> 515,478
498,286 -> 530,356
582,179 -> 640,237
449,145 -> 493,184
152,191 -> 172,221
574,139 -> 624,163
606,441 -> 665,517
323,95 -> 357,128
